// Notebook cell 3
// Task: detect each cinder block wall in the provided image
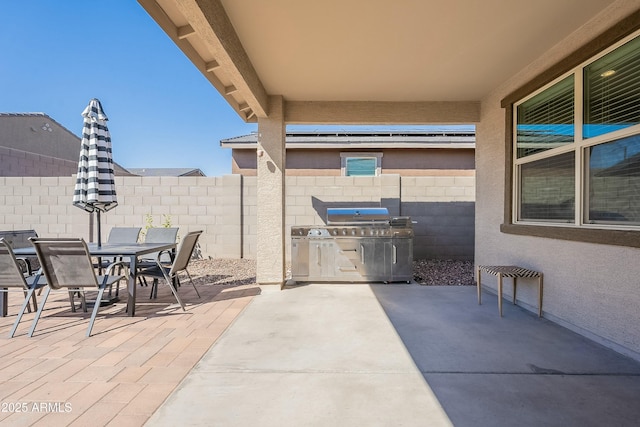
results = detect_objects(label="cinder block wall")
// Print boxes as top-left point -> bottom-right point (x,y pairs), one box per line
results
0,173 -> 474,260
0,175 -> 243,259
401,176 -> 475,260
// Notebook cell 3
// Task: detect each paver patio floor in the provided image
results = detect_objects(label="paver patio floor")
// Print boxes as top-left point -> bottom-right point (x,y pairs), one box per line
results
0,279 -> 258,426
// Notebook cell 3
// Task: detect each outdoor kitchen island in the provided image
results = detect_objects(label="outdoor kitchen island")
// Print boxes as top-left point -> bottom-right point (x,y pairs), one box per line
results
291,208 -> 414,283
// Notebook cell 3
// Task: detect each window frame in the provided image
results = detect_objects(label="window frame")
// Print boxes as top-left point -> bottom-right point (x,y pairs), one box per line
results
500,11 -> 640,248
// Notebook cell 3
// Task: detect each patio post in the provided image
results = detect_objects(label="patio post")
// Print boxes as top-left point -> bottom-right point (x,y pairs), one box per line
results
256,95 -> 286,290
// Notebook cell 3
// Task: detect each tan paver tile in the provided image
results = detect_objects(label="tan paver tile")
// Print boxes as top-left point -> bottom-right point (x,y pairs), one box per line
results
0,357 -> 44,382
63,345 -> 112,360
20,380 -> 86,401
2,408 -> 47,426
39,359 -> 93,383
92,350 -> 130,367
68,401 -> 126,427
102,383 -> 146,404
142,351 -> 179,368
120,383 -> 175,416
39,344 -> 79,359
0,379 -> 45,402
137,365 -> 191,385
0,381 -> 36,400
109,366 -> 152,383
106,413 -> 150,427
67,364 -> 124,382
158,336 -> 196,353
96,329 -> 139,349
60,381 -> 119,419
8,358 -> 69,383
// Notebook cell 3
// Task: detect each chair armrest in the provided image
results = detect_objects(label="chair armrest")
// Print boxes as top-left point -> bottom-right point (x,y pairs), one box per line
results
103,261 -> 130,279
155,250 -> 174,268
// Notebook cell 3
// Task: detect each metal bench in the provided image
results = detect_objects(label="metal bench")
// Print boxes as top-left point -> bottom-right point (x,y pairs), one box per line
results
477,265 -> 543,317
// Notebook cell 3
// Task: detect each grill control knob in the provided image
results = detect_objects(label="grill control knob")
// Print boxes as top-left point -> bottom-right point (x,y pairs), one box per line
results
351,229 -> 356,235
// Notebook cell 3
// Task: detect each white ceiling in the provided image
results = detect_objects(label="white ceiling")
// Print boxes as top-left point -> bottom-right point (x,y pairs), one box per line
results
220,0 -> 614,101
141,0 -> 616,120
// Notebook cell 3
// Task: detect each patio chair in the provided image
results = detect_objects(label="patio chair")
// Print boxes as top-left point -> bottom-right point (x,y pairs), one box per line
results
1,239 -> 47,336
137,227 -> 179,287
138,230 -> 203,310
24,238 -> 129,337
96,227 -> 142,298
0,229 -> 39,274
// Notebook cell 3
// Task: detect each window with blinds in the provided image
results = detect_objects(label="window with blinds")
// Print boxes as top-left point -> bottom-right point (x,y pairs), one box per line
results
584,36 -> 640,139
587,135 -> 640,224
513,31 -> 640,229
519,151 -> 575,222
516,75 -> 574,158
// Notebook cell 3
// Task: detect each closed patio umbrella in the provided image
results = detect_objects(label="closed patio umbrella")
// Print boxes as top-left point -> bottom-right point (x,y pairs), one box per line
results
73,98 -> 118,246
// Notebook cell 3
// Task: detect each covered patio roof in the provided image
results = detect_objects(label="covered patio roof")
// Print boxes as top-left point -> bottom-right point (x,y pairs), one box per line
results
137,0 -> 615,124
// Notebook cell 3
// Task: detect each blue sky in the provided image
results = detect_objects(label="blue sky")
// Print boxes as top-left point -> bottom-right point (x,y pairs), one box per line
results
1,1 -> 256,176
1,2 -> 472,176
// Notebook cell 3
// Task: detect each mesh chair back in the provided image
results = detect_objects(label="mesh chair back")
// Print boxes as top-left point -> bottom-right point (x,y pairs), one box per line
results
0,238 -> 29,289
0,230 -> 38,249
30,238 -> 99,290
107,227 -> 142,244
144,227 -> 179,244
143,227 -> 179,263
169,230 -> 202,275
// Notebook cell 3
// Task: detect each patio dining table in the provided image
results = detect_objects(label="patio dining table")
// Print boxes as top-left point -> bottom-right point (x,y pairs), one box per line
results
12,242 -> 176,317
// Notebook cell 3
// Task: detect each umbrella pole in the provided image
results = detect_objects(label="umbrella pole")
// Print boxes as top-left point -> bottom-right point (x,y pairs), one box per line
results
89,212 -> 94,243
97,210 -> 102,247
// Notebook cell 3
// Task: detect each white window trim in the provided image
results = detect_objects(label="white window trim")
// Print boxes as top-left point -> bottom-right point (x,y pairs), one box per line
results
512,30 -> 640,231
340,152 -> 383,176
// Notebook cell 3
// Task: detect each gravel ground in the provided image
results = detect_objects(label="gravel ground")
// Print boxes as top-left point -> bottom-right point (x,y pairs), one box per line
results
412,259 -> 476,286
187,258 -> 475,287
187,258 -> 257,287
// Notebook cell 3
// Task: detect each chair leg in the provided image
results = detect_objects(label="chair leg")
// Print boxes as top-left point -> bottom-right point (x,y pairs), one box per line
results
185,269 -> 200,298
9,288 -> 37,338
30,290 -> 38,312
68,290 -> 77,312
27,287 -> 51,337
23,290 -> 33,313
163,272 -> 185,311
149,278 -> 159,299
86,287 -> 105,337
80,290 -> 87,313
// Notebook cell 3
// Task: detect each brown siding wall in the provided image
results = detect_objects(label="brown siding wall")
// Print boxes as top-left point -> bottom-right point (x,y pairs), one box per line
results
232,147 -> 475,176
0,146 -> 78,177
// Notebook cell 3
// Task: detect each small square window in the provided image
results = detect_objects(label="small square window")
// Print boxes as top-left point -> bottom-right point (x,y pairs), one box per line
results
340,152 -> 382,176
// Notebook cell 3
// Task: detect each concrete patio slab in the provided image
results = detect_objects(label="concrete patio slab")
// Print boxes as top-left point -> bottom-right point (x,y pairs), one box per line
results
148,284 -> 640,427
146,284 -> 452,426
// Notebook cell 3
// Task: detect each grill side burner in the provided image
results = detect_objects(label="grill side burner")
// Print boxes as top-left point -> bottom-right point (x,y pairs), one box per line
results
291,207 -> 413,283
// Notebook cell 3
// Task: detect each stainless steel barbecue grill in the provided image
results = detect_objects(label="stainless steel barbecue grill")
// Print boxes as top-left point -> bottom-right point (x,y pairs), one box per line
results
291,207 -> 413,283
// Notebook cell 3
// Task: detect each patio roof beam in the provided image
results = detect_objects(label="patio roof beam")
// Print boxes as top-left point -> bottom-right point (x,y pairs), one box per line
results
205,61 -> 220,72
177,24 -> 195,39
284,101 -> 481,124
174,0 -> 269,119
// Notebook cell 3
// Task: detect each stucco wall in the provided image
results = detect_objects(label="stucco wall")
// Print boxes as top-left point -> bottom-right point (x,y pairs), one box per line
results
476,0 -> 640,359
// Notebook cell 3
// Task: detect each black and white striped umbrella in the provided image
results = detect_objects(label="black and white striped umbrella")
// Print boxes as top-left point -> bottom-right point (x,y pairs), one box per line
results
73,98 -> 118,246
